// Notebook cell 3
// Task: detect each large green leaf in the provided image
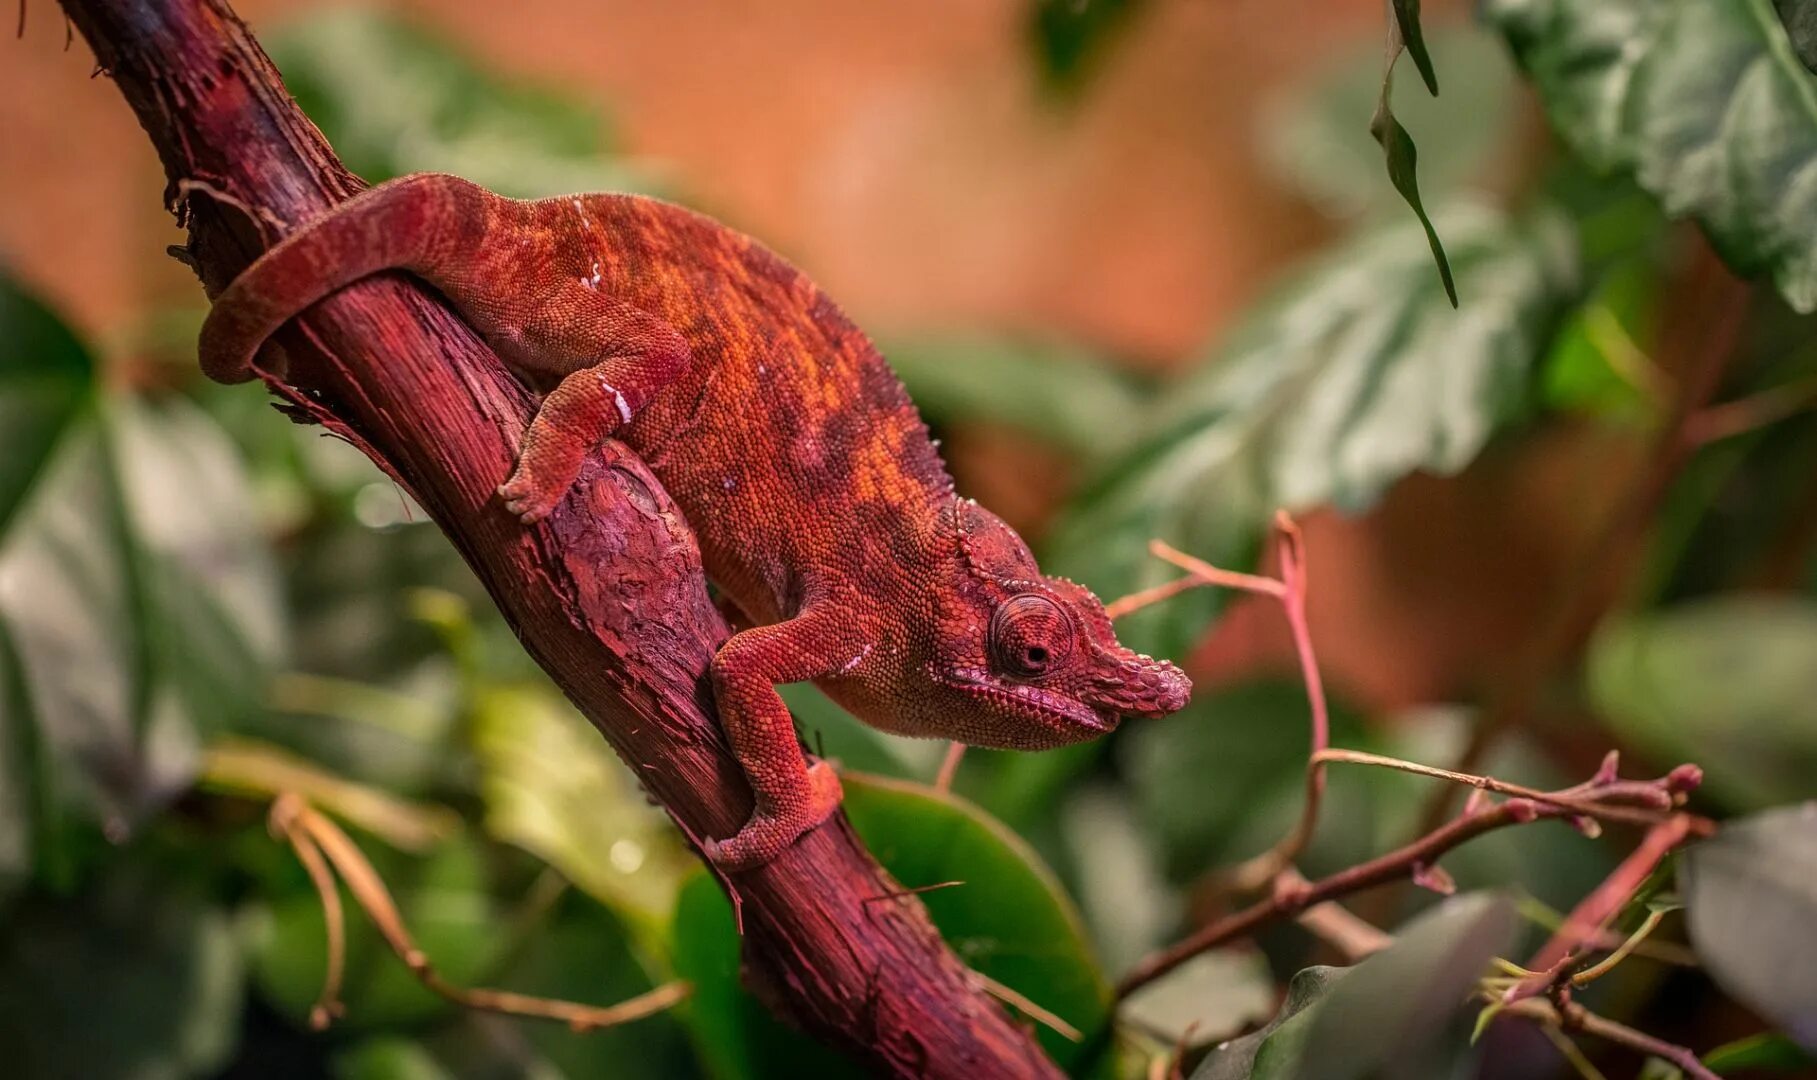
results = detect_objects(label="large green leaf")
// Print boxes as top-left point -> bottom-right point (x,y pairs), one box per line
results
1049,205 -> 1577,658
0,286 -> 279,895
842,774 -> 1113,1072
1681,804 -> 1817,1051
1194,894 -> 1514,1080
1588,598 -> 1817,810
1484,0 -> 1817,312
269,9 -> 659,198
0,857 -> 245,1079
670,774 -> 1112,1077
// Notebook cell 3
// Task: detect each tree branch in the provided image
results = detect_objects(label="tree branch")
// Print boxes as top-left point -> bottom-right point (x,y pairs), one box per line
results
54,1 -> 1060,1074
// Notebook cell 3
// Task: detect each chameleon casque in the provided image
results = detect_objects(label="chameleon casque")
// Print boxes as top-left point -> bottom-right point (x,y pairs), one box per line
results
198,173 -> 1191,869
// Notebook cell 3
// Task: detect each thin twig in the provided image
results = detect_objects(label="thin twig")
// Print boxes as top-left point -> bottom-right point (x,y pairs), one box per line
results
272,793 -> 690,1032
1116,762 -> 1704,998
270,795 -> 346,1030
974,971 -> 1082,1042
1538,1021 -> 1611,1080
1571,909 -> 1667,988
934,741 -> 966,793
1311,748 -> 1685,829
1500,997 -> 1720,1080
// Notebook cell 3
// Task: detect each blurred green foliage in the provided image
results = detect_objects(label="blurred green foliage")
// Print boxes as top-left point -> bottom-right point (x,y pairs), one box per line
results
4,2 -> 1817,1077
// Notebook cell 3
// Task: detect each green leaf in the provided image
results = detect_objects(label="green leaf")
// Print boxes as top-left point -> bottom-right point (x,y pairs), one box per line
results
670,774 -> 1112,1077
1261,25 -> 1515,224
1028,0 -> 1147,94
1540,256 -> 1666,423
1293,892 -> 1514,1079
1049,205 -> 1577,658
1373,5 -> 1455,305
670,871 -> 863,1080
0,363 -> 279,893
1392,0 -> 1439,95
335,1039 -> 456,1080
840,774 -> 1113,1072
268,9 -> 659,198
1588,598 -> 1817,810
1703,1030 -> 1817,1072
883,336 -> 1148,462
0,857 -> 245,1079
1192,966 -> 1348,1080
1681,803 -> 1817,1052
1195,894 -> 1514,1080
493,888 -> 701,1080
471,684 -> 690,936
1780,1 -> 1817,74
1484,0 -> 1817,312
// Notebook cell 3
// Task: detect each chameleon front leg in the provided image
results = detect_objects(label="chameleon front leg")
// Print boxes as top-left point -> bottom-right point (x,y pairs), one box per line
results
704,606 -> 854,870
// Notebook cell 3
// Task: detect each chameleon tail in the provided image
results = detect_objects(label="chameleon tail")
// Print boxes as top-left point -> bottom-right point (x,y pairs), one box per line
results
196,172 -> 491,384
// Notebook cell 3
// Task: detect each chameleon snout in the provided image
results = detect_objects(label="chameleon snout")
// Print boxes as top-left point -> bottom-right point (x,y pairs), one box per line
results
1085,653 -> 1191,719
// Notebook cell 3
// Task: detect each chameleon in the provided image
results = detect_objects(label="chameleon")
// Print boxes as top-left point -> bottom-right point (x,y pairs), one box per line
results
198,172 -> 1191,870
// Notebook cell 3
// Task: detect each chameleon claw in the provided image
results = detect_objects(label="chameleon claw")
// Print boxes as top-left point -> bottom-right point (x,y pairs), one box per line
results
708,760 -> 843,871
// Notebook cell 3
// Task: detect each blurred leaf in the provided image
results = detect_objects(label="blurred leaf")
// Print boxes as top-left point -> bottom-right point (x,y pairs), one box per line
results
494,888 -> 701,1080
1120,950 -> 1275,1052
1540,256 -> 1666,423
1484,0 -> 1817,312
1050,204 -> 1577,658
0,382 -> 280,893
335,1038 -> 458,1080
0,273 -> 92,536
1681,803 -> 1817,1051
1779,0 -> 1817,73
1292,892 -> 1513,1079
1373,5 -> 1456,306
1061,782 -> 1182,974
1262,26 -> 1514,224
1191,966 -> 1347,1080
1199,895 -> 1513,1080
1588,598 -> 1817,809
669,872 -> 862,1080
471,684 -> 689,935
841,774 -> 1113,1072
883,336 -> 1148,462
269,8 -> 659,198
1028,0 -> 1147,94
1702,1030 -> 1817,1072
1123,680 -> 1365,882
0,857 -> 244,1079
253,836 -> 505,1031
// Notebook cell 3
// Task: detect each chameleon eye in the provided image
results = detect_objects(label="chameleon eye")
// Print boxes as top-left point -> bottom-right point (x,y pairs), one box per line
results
989,594 -> 1075,678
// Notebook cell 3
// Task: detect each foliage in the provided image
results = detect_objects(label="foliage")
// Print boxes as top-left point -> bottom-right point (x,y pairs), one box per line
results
7,1 -> 1817,1076
1484,0 -> 1817,312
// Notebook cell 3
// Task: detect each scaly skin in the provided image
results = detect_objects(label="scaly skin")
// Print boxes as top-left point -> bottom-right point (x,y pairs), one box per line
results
198,173 -> 1191,869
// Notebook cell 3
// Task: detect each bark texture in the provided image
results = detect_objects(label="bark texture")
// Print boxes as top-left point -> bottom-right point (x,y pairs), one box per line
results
56,1 -> 1062,1074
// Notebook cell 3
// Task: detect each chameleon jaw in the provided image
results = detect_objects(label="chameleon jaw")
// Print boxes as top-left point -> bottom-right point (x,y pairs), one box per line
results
938,666 -> 1119,739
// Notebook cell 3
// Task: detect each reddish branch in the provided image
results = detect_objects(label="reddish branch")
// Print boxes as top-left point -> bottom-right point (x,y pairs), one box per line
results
54,1 -> 1060,1074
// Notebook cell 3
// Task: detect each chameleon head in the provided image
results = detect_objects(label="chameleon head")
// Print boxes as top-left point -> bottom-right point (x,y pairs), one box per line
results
924,500 -> 1191,748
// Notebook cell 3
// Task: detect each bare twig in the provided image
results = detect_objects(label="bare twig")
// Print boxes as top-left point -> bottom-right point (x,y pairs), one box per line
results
934,741 -> 966,793
975,972 -> 1082,1042
271,793 -> 691,1033
1498,997 -> 1720,1080
1116,761 -> 1705,998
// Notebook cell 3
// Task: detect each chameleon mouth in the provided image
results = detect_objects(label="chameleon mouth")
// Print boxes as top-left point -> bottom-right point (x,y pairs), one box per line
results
940,667 -> 1119,735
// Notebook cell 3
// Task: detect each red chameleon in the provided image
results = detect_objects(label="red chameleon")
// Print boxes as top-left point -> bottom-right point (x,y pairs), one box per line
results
198,173 -> 1191,869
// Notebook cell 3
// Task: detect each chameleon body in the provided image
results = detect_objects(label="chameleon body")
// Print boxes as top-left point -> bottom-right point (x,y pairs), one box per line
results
199,173 -> 1190,869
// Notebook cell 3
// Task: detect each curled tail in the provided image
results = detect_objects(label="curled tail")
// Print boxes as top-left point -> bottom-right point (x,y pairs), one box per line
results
197,173 -> 493,384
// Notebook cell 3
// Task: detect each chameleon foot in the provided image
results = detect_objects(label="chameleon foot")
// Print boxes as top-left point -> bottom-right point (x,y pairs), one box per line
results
497,444 -> 585,524
705,760 -> 843,871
